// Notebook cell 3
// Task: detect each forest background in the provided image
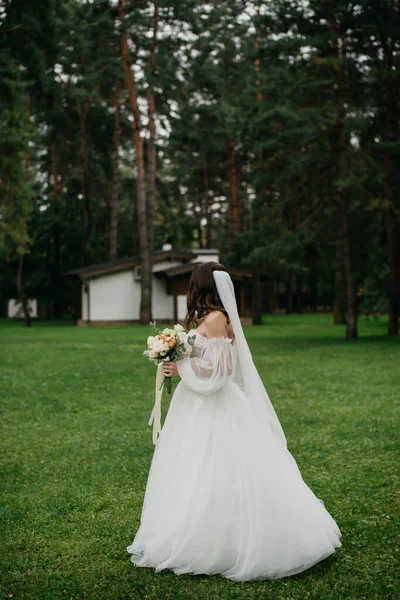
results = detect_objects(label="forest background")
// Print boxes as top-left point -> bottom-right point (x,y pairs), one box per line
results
1,0 -> 399,339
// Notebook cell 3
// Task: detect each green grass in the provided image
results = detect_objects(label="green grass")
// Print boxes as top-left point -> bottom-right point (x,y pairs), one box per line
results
1,314 -> 399,600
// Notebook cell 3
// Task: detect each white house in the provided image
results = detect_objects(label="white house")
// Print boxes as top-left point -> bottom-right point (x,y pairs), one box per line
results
7,298 -> 38,319
68,246 -> 254,325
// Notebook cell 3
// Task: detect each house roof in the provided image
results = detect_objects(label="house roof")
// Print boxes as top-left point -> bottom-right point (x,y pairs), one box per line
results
161,263 -> 254,279
65,249 -> 194,279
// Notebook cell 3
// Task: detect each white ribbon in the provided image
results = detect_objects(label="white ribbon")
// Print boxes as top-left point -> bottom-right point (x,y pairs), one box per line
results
148,362 -> 164,445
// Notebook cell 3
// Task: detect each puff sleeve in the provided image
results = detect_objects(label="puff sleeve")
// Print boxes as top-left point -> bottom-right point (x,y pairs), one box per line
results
176,338 -> 235,396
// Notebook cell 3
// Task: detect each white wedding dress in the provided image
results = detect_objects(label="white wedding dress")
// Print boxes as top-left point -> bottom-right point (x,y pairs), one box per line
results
126,289 -> 342,581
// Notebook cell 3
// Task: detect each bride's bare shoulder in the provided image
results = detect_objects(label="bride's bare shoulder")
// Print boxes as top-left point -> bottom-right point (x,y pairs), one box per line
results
204,310 -> 226,324
203,311 -> 231,338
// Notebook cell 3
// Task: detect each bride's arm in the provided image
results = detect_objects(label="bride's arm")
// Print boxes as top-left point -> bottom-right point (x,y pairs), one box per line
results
176,312 -> 235,395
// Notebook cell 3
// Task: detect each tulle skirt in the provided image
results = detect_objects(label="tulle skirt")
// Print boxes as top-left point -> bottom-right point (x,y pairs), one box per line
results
127,380 -> 342,581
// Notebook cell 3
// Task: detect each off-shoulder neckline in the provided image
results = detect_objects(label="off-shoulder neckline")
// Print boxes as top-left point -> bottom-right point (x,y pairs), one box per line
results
189,330 -> 234,343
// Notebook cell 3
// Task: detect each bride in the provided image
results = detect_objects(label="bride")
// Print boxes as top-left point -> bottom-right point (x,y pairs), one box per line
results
126,262 -> 342,581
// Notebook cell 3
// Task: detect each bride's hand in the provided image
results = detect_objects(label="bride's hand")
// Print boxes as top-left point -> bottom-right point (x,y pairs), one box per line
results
163,361 -> 179,377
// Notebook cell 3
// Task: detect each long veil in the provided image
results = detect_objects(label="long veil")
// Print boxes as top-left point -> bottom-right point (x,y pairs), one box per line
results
213,270 -> 287,447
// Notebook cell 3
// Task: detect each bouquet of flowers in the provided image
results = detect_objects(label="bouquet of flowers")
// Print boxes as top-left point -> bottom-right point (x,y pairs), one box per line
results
144,323 -> 196,394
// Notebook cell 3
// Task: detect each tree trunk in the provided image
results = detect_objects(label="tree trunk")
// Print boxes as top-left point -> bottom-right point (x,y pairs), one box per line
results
119,0 -> 152,323
339,198 -> 357,338
109,80 -> 121,261
251,273 -> 262,325
309,266 -> 318,312
333,234 -> 346,324
286,271 -> 296,314
79,101 -> 93,267
51,142 -> 61,319
226,136 -> 241,239
16,254 -> 31,327
295,275 -> 303,313
254,2 -> 263,104
146,88 -> 156,256
146,1 -> 159,275
104,181 -> 112,233
17,93 -> 31,327
330,4 -> 357,339
385,163 -> 399,336
203,157 -> 212,248
383,47 -> 399,335
252,2 -> 265,316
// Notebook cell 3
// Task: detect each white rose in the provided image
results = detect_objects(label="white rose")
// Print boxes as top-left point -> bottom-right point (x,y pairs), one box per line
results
174,324 -> 184,333
162,328 -> 173,336
153,339 -> 164,353
178,331 -> 187,343
148,350 -> 158,359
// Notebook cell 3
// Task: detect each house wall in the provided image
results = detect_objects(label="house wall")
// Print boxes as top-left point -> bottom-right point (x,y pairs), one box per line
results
81,270 -> 174,322
82,270 -> 140,321
178,295 -> 187,321
152,276 -> 174,320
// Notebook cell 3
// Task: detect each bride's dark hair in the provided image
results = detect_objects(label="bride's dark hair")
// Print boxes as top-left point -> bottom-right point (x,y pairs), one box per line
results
184,262 -> 229,329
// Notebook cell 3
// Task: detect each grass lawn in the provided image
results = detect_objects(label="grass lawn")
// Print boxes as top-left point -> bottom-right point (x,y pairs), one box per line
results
1,314 -> 399,600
